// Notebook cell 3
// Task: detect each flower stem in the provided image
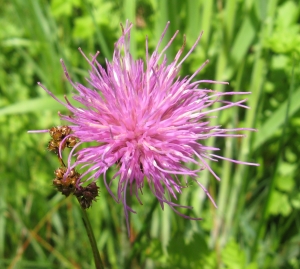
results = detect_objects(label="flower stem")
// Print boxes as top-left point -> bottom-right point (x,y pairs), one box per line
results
81,207 -> 104,269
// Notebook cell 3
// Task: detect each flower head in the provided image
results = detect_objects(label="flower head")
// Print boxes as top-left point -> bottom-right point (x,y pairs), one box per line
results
34,22 -> 257,232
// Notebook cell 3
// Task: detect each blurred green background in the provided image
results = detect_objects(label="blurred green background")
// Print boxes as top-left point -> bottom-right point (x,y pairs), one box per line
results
1,0 -> 300,268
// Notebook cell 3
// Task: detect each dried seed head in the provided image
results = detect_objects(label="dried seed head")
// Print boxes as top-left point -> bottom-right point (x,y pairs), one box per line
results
53,167 -> 80,197
47,126 -> 78,153
74,182 -> 99,209
54,167 -> 67,179
47,139 -> 60,153
66,136 -> 78,148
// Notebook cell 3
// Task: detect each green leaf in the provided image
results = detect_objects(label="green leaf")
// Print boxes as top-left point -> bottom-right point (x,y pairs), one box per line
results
245,262 -> 258,269
291,193 -> 300,209
0,95 -> 65,117
167,232 -> 209,268
253,87 -> 300,150
268,190 -> 292,216
228,17 -> 256,77
50,0 -> 81,17
276,176 -> 294,192
222,239 -> 246,269
276,162 -> 295,192
277,1 -> 299,28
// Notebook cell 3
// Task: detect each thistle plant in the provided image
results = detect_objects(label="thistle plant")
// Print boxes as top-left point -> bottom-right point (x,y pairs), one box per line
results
29,21 -> 258,267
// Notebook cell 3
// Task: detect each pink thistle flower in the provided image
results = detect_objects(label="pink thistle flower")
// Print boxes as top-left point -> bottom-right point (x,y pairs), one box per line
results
31,22 -> 258,232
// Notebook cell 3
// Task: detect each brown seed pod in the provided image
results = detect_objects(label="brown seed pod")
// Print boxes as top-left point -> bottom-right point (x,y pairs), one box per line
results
54,167 -> 67,179
49,127 -> 59,139
49,126 -> 72,141
53,168 -> 80,197
47,139 -> 60,153
48,126 -> 78,153
66,136 -> 77,148
60,126 -> 72,137
74,182 -> 100,209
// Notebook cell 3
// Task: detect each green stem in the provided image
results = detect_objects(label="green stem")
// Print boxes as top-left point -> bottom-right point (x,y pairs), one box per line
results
81,208 -> 104,269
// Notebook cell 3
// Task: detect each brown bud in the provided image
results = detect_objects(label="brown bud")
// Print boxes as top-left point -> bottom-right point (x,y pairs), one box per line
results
66,136 -> 78,148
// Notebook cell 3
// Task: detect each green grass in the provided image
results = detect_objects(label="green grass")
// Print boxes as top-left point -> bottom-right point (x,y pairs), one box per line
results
1,0 -> 300,268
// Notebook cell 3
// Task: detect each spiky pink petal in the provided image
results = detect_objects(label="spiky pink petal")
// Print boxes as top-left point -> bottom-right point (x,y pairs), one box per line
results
31,22 -> 258,234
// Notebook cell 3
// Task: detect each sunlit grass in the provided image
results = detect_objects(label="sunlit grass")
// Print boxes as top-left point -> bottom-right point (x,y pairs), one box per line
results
1,0 -> 299,268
